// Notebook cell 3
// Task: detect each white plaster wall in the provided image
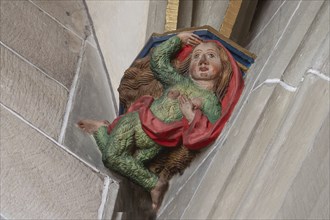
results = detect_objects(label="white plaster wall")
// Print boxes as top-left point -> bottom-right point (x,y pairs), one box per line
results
86,1 -> 150,105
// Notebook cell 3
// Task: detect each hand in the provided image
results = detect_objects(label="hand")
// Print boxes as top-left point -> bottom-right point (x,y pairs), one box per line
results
191,97 -> 203,110
177,32 -> 202,46
179,95 -> 195,123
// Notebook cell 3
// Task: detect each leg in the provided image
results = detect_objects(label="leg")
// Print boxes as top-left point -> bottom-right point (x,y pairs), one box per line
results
150,175 -> 168,211
93,126 -> 110,154
81,113 -> 168,210
135,144 -> 162,164
102,112 -> 159,191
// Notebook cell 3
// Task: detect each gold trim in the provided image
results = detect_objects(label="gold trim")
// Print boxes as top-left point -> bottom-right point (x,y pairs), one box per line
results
220,0 -> 243,38
165,0 -> 180,32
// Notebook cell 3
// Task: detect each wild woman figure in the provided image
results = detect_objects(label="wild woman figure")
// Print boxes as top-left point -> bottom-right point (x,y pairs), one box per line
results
78,32 -> 241,210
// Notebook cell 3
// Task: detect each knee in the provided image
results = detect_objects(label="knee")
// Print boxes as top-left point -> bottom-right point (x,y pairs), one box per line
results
103,153 -> 119,169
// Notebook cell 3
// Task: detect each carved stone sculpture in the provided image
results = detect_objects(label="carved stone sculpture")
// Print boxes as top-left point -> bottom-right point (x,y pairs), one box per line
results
78,31 -> 244,210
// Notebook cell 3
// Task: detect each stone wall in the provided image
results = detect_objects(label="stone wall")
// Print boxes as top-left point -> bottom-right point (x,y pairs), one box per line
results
1,0 -> 118,219
85,1 -> 152,105
158,0 -> 329,219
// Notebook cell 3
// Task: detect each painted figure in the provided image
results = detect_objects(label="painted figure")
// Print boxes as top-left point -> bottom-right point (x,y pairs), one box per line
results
78,32 -> 242,210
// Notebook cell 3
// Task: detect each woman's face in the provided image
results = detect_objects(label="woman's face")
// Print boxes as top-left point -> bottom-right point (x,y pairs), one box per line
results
189,42 -> 222,81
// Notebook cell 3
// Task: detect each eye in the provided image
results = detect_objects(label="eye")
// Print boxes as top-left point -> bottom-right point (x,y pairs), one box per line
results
208,53 -> 215,58
193,53 -> 200,59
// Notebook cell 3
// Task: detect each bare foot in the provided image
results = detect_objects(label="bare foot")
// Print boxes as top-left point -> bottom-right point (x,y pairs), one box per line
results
77,119 -> 110,134
150,177 -> 169,211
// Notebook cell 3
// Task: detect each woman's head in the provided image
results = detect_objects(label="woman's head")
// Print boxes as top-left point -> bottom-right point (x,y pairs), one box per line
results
184,41 -> 233,100
189,42 -> 222,82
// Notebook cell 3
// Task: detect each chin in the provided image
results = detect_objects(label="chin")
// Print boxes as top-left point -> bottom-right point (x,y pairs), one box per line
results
200,73 -> 210,78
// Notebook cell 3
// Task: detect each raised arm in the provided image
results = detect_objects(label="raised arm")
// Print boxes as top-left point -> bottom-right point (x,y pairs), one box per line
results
150,36 -> 183,88
150,32 -> 202,89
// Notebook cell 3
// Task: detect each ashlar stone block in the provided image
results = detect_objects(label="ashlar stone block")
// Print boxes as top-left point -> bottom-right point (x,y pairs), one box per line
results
0,107 -> 105,219
0,0 -> 82,89
31,0 -> 91,39
0,45 -> 68,139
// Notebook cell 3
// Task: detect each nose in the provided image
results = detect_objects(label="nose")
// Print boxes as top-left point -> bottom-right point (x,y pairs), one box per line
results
198,54 -> 208,65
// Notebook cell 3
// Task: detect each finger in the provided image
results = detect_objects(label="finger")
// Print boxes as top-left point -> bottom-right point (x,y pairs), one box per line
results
191,33 -> 202,41
187,40 -> 197,46
187,41 -> 196,47
181,95 -> 188,102
188,38 -> 202,46
191,34 -> 202,42
187,38 -> 195,44
179,96 -> 184,104
192,37 -> 202,44
192,38 -> 202,45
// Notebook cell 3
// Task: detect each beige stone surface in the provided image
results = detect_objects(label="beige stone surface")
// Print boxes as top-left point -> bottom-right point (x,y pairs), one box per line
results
85,1 -> 150,104
229,0 -> 258,45
245,0 -> 300,84
231,74 -> 329,219
63,43 -> 117,170
1,1 -> 120,219
282,0 -> 329,86
246,0 -> 285,44
177,0 -> 193,29
145,0 -> 167,38
103,182 -> 120,220
191,0 -> 229,30
247,0 -> 323,86
0,45 -> 68,139
311,32 -> 329,77
31,0 -> 91,39
0,0 -> 82,89
276,114 -> 329,219
0,107 -> 105,219
211,86 -> 295,219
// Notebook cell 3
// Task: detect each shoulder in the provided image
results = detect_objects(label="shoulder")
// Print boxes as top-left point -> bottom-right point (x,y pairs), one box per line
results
203,92 -> 221,107
201,91 -> 221,112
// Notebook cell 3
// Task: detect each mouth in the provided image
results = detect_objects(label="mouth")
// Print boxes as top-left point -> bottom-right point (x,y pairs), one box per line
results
199,66 -> 209,72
